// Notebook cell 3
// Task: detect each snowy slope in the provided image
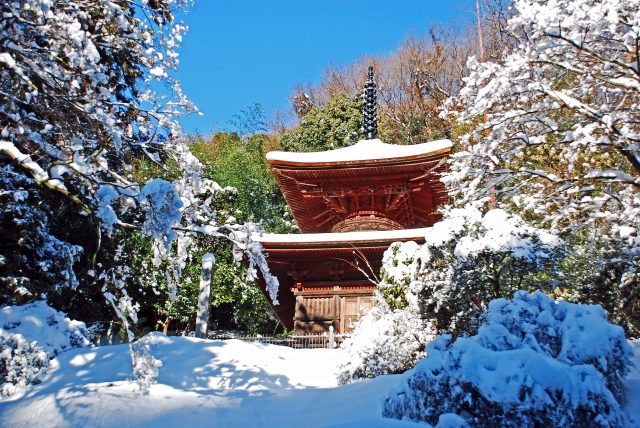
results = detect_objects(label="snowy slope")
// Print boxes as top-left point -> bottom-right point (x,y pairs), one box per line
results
0,334 -> 637,427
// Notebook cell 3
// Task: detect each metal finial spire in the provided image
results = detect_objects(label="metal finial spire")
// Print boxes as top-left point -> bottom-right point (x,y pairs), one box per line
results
363,66 -> 377,140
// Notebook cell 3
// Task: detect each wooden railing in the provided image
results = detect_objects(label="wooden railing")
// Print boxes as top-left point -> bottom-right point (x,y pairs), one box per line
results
209,328 -> 349,349
93,326 -> 350,349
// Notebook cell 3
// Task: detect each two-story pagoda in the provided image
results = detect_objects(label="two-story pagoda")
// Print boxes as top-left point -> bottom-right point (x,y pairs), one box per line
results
254,68 -> 452,334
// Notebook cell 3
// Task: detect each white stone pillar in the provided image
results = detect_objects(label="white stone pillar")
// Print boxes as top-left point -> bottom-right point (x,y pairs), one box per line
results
195,253 -> 215,339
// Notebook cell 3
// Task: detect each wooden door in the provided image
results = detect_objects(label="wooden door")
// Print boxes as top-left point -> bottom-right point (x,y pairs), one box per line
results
340,296 -> 374,333
295,296 -> 334,334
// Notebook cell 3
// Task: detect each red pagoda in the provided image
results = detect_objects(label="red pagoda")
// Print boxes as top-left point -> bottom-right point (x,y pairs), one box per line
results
254,67 -> 452,334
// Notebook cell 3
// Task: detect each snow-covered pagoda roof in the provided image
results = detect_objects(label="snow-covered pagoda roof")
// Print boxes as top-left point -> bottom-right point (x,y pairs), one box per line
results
253,227 -> 430,245
265,138 -> 452,234
266,138 -> 452,167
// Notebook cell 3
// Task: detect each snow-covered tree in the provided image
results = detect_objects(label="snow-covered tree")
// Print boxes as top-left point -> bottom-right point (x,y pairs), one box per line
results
337,240 -> 437,384
447,0 -> 640,228
0,0 -> 279,306
0,0 -> 194,305
381,206 -> 562,336
445,0 -> 640,336
383,291 -> 633,427
0,0 -> 280,391
339,206 -> 561,383
1,0 -> 194,221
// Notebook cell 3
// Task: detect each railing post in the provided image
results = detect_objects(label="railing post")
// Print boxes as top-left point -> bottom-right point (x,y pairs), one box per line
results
329,325 -> 335,349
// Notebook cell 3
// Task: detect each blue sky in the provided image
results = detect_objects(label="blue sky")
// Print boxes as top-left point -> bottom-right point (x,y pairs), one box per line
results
177,0 -> 470,134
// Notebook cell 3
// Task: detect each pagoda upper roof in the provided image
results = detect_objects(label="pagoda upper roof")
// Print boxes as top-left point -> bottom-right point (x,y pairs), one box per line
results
266,138 -> 452,233
266,138 -> 452,167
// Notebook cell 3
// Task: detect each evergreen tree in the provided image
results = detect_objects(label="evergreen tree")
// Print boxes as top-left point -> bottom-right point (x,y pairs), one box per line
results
280,93 -> 364,152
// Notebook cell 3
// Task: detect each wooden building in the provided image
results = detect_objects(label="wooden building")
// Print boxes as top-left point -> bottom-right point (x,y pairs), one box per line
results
253,68 -> 452,334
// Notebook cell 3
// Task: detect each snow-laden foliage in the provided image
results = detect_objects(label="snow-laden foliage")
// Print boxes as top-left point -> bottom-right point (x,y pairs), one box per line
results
447,0 -> 640,227
1,0 -> 192,173
1,0 -> 199,312
0,0 -> 196,235
144,144 -> 281,308
0,301 -> 91,398
337,239 -> 438,384
445,0 -> 640,318
337,303 -> 436,385
554,239 -> 640,337
139,179 -> 184,242
381,206 -> 562,335
383,291 -> 633,427
0,165 -> 82,304
130,337 -> 162,394
339,207 -> 560,384
1,0 -> 197,323
97,144 -> 280,389
377,240 -> 422,310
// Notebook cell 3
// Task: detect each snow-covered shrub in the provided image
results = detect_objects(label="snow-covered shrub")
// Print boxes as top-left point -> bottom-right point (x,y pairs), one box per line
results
337,240 -> 436,384
0,332 -> 49,399
0,301 -> 91,398
0,301 -> 91,356
484,290 -> 633,403
337,303 -> 436,385
338,207 -> 560,384
383,291 -> 633,427
392,206 -> 561,336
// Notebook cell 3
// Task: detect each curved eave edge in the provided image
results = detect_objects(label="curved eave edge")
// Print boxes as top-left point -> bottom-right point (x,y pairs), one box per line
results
266,139 -> 452,168
253,227 -> 431,247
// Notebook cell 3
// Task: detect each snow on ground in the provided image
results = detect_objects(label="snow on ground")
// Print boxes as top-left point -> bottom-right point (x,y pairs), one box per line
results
0,333 -> 638,427
626,340 -> 640,427
0,333 -> 422,428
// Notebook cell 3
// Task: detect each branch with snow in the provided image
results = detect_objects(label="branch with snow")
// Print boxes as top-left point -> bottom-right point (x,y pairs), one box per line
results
444,0 -> 640,256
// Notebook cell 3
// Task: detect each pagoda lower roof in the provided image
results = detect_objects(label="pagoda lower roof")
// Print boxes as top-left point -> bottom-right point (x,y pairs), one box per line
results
252,228 -> 429,330
266,138 -> 452,167
253,227 -> 430,246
